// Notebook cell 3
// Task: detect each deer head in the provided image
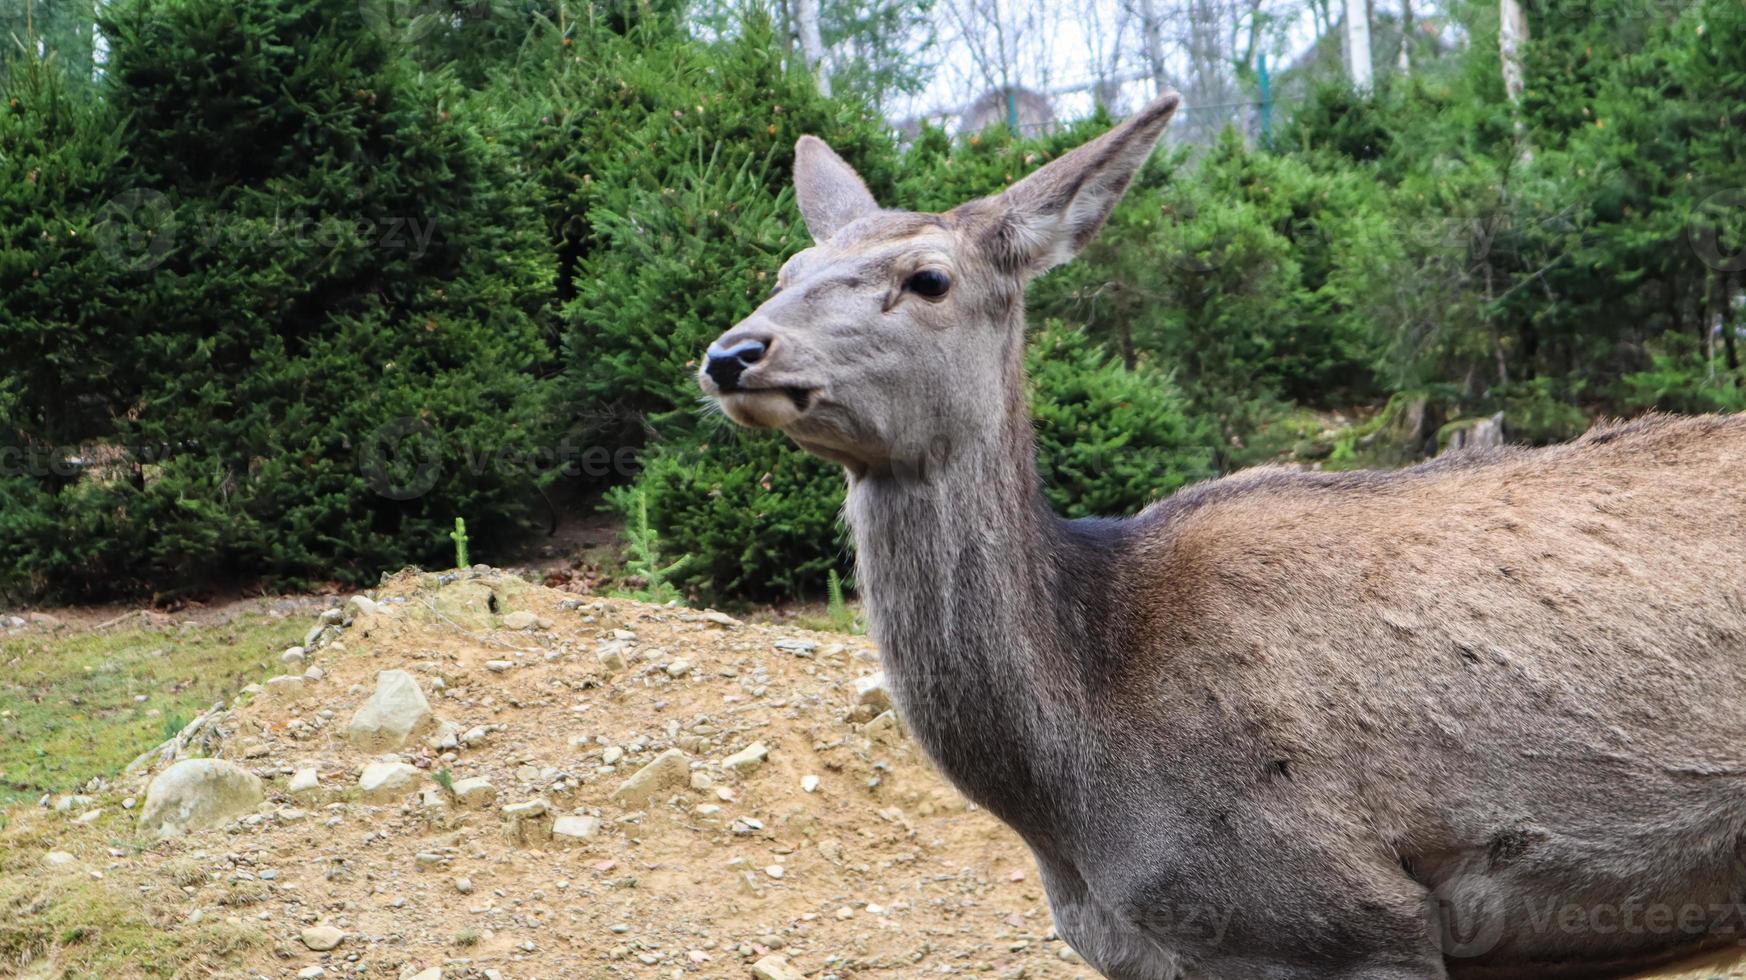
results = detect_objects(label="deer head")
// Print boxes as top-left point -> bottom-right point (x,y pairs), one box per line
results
699,94 -> 1181,476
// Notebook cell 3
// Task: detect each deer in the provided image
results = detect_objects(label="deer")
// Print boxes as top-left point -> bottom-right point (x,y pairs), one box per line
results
696,93 -> 1746,980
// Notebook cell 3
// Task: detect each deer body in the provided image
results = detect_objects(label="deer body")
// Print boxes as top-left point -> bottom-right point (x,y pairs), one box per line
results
700,96 -> 1746,979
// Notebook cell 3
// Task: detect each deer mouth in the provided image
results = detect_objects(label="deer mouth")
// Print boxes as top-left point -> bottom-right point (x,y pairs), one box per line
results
718,386 -> 816,429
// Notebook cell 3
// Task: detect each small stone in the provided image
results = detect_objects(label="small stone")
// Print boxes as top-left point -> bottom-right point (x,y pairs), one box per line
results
281,646 -> 307,666
502,611 -> 538,630
42,851 -> 75,867
300,924 -> 345,951
610,748 -> 691,807
460,726 -> 489,747
852,671 -> 893,712
664,658 -> 691,677
701,610 -> 739,627
303,665 -> 325,682
298,967 -> 326,980
595,640 -> 628,671
801,774 -> 821,793
503,798 -> 548,818
602,746 -> 624,765
552,815 -> 601,842
358,762 -> 422,801
343,594 -> 378,620
451,777 -> 497,809
406,970 -> 443,980
345,670 -> 433,749
484,660 -> 514,673
865,709 -> 903,742
773,638 -> 816,656
723,742 -> 769,774
288,768 -> 320,795
454,876 -> 474,894
764,864 -> 785,879
751,954 -> 804,980
72,808 -> 102,824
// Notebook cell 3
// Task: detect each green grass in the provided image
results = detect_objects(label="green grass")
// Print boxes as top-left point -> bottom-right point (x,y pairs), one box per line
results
0,614 -> 305,804
0,864 -> 266,977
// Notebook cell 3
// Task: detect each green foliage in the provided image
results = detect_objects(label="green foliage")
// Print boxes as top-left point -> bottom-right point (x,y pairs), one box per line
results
498,10 -> 898,448
825,568 -> 864,634
431,767 -> 456,796
2,0 -> 557,601
450,518 -> 471,570
1027,322 -> 1217,518
608,485 -> 695,604
619,429 -> 843,603
1618,336 -> 1746,414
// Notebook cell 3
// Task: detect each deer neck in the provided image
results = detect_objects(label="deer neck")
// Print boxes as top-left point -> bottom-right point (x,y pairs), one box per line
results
842,351 -> 1121,832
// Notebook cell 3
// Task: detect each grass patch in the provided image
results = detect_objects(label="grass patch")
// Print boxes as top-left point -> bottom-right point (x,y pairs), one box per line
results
0,868 -> 265,978
0,614 -> 305,804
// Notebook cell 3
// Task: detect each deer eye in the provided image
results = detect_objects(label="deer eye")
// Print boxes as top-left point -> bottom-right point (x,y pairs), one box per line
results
905,268 -> 951,299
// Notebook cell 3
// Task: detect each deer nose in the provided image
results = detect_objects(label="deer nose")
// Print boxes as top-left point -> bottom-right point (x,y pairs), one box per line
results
705,336 -> 768,392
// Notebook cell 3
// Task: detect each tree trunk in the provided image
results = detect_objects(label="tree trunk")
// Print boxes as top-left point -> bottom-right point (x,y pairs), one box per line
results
1499,0 -> 1528,104
1138,0 -> 1171,97
795,0 -> 830,98
1344,0 -> 1373,90
1725,273 -> 1741,371
1398,0 -> 1414,74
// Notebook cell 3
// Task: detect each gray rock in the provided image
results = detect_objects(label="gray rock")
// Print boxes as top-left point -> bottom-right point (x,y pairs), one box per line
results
595,640 -> 629,671
610,748 -> 691,807
502,610 -> 538,630
723,742 -> 769,774
752,954 -> 804,980
852,671 -> 893,713
345,670 -> 432,749
281,646 -> 307,666
343,594 -> 379,620
300,924 -> 345,951
552,815 -> 601,841
502,798 -> 548,818
485,660 -> 514,673
451,777 -> 497,809
358,761 -> 422,801
138,759 -> 265,840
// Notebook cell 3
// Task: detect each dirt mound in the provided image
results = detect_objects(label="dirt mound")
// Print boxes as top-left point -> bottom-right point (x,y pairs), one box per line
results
2,569 -> 1094,979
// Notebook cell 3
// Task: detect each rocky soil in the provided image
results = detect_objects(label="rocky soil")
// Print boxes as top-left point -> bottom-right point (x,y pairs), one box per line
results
3,569 -> 1096,979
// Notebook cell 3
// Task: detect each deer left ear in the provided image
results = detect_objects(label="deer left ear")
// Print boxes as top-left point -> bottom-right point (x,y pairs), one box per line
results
979,92 -> 1181,274
794,135 -> 880,243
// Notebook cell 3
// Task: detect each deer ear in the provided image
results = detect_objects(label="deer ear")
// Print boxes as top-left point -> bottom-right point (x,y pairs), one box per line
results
794,135 -> 879,243
981,92 -> 1181,274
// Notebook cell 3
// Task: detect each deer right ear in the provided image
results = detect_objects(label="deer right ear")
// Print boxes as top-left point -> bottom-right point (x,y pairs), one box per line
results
794,135 -> 879,243
978,92 -> 1180,274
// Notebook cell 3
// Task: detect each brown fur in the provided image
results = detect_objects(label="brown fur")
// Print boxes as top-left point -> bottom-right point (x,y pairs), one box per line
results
702,94 -> 1746,979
